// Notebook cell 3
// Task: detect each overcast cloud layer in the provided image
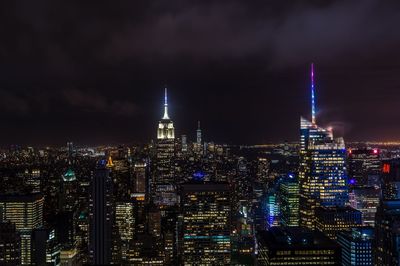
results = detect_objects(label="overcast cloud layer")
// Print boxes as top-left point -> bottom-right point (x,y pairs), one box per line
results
0,1 -> 400,145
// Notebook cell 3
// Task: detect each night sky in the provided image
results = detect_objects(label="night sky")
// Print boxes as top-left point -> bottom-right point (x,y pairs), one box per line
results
1,1 -> 400,146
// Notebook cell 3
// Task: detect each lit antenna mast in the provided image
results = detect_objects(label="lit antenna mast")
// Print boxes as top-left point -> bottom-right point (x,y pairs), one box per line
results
162,87 -> 170,120
311,63 -> 316,125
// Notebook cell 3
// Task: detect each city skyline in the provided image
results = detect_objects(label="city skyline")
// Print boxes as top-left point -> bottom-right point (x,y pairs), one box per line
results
2,2 -> 400,265
1,1 -> 400,145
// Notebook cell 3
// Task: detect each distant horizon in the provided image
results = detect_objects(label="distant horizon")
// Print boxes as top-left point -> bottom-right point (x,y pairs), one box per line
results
3,138 -> 400,149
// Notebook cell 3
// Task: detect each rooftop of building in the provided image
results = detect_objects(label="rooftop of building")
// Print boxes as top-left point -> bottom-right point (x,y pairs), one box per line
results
181,181 -> 230,192
257,227 -> 340,250
338,227 -> 374,241
63,168 -> 76,182
0,192 -> 44,202
316,205 -> 361,213
380,200 -> 400,213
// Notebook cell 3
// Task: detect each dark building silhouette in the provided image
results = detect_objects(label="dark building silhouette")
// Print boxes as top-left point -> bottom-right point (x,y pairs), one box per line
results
374,158 -> 400,265
89,159 -> 114,264
257,227 -> 341,265
0,221 -> 21,265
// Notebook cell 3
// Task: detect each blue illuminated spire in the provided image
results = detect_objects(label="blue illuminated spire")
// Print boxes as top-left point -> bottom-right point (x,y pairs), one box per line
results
311,63 -> 316,125
162,87 -> 170,120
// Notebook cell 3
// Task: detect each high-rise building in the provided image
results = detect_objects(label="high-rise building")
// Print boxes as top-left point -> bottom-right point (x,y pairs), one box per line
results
256,158 -> 269,183
278,174 -> 299,227
155,88 -> 177,206
265,192 -> 280,228
126,234 -> 165,265
181,134 -> 188,153
115,201 -> 134,261
374,158 -> 400,265
348,148 -> 380,186
60,167 -> 78,212
193,121 -> 203,155
337,227 -> 374,266
89,159 -> 114,264
25,169 -> 41,193
315,206 -> 362,240
381,158 -> 400,200
256,227 -> 341,265
0,193 -> 44,265
134,162 -> 147,194
0,221 -> 21,265
299,63 -> 348,229
180,181 -> 231,265
196,121 -> 202,145
349,186 -> 380,226
374,200 -> 400,265
67,142 -> 74,157
32,227 -> 61,266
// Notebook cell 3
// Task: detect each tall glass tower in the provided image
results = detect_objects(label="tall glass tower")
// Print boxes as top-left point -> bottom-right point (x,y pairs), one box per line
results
299,63 -> 348,229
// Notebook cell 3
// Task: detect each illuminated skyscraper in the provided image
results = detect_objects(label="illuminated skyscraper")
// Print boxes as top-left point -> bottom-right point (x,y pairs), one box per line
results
155,88 -> 177,206
134,162 -> 147,194
89,159 -> 114,264
299,63 -> 348,229
193,121 -> 203,155
0,193 -> 44,265
196,121 -> 202,145
157,88 -> 175,140
180,181 -> 231,265
380,159 -> 400,200
265,192 -> 280,229
181,134 -> 188,153
348,148 -> 380,186
115,201 -> 134,261
278,174 -> 299,227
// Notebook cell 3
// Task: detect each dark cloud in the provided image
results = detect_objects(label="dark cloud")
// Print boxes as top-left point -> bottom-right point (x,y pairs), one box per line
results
0,1 -> 399,145
0,89 -> 30,114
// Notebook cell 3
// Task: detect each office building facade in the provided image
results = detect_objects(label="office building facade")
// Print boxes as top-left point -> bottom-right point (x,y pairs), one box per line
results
180,182 -> 231,265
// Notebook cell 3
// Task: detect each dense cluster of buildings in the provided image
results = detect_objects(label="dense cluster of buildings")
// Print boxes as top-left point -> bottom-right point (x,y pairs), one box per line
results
0,65 -> 399,265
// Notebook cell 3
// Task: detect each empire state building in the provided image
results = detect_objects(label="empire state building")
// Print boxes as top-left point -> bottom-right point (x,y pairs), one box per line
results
157,87 -> 175,139
154,88 -> 177,205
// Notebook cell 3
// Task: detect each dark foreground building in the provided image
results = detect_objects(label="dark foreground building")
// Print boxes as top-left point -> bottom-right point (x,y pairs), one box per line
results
257,227 -> 341,265
315,206 -> 362,240
337,227 -> 373,266
89,159 -> 114,264
374,158 -> 400,265
0,221 -> 21,265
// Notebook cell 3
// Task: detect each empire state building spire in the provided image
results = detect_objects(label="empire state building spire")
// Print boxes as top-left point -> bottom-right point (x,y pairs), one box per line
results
162,87 -> 170,120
